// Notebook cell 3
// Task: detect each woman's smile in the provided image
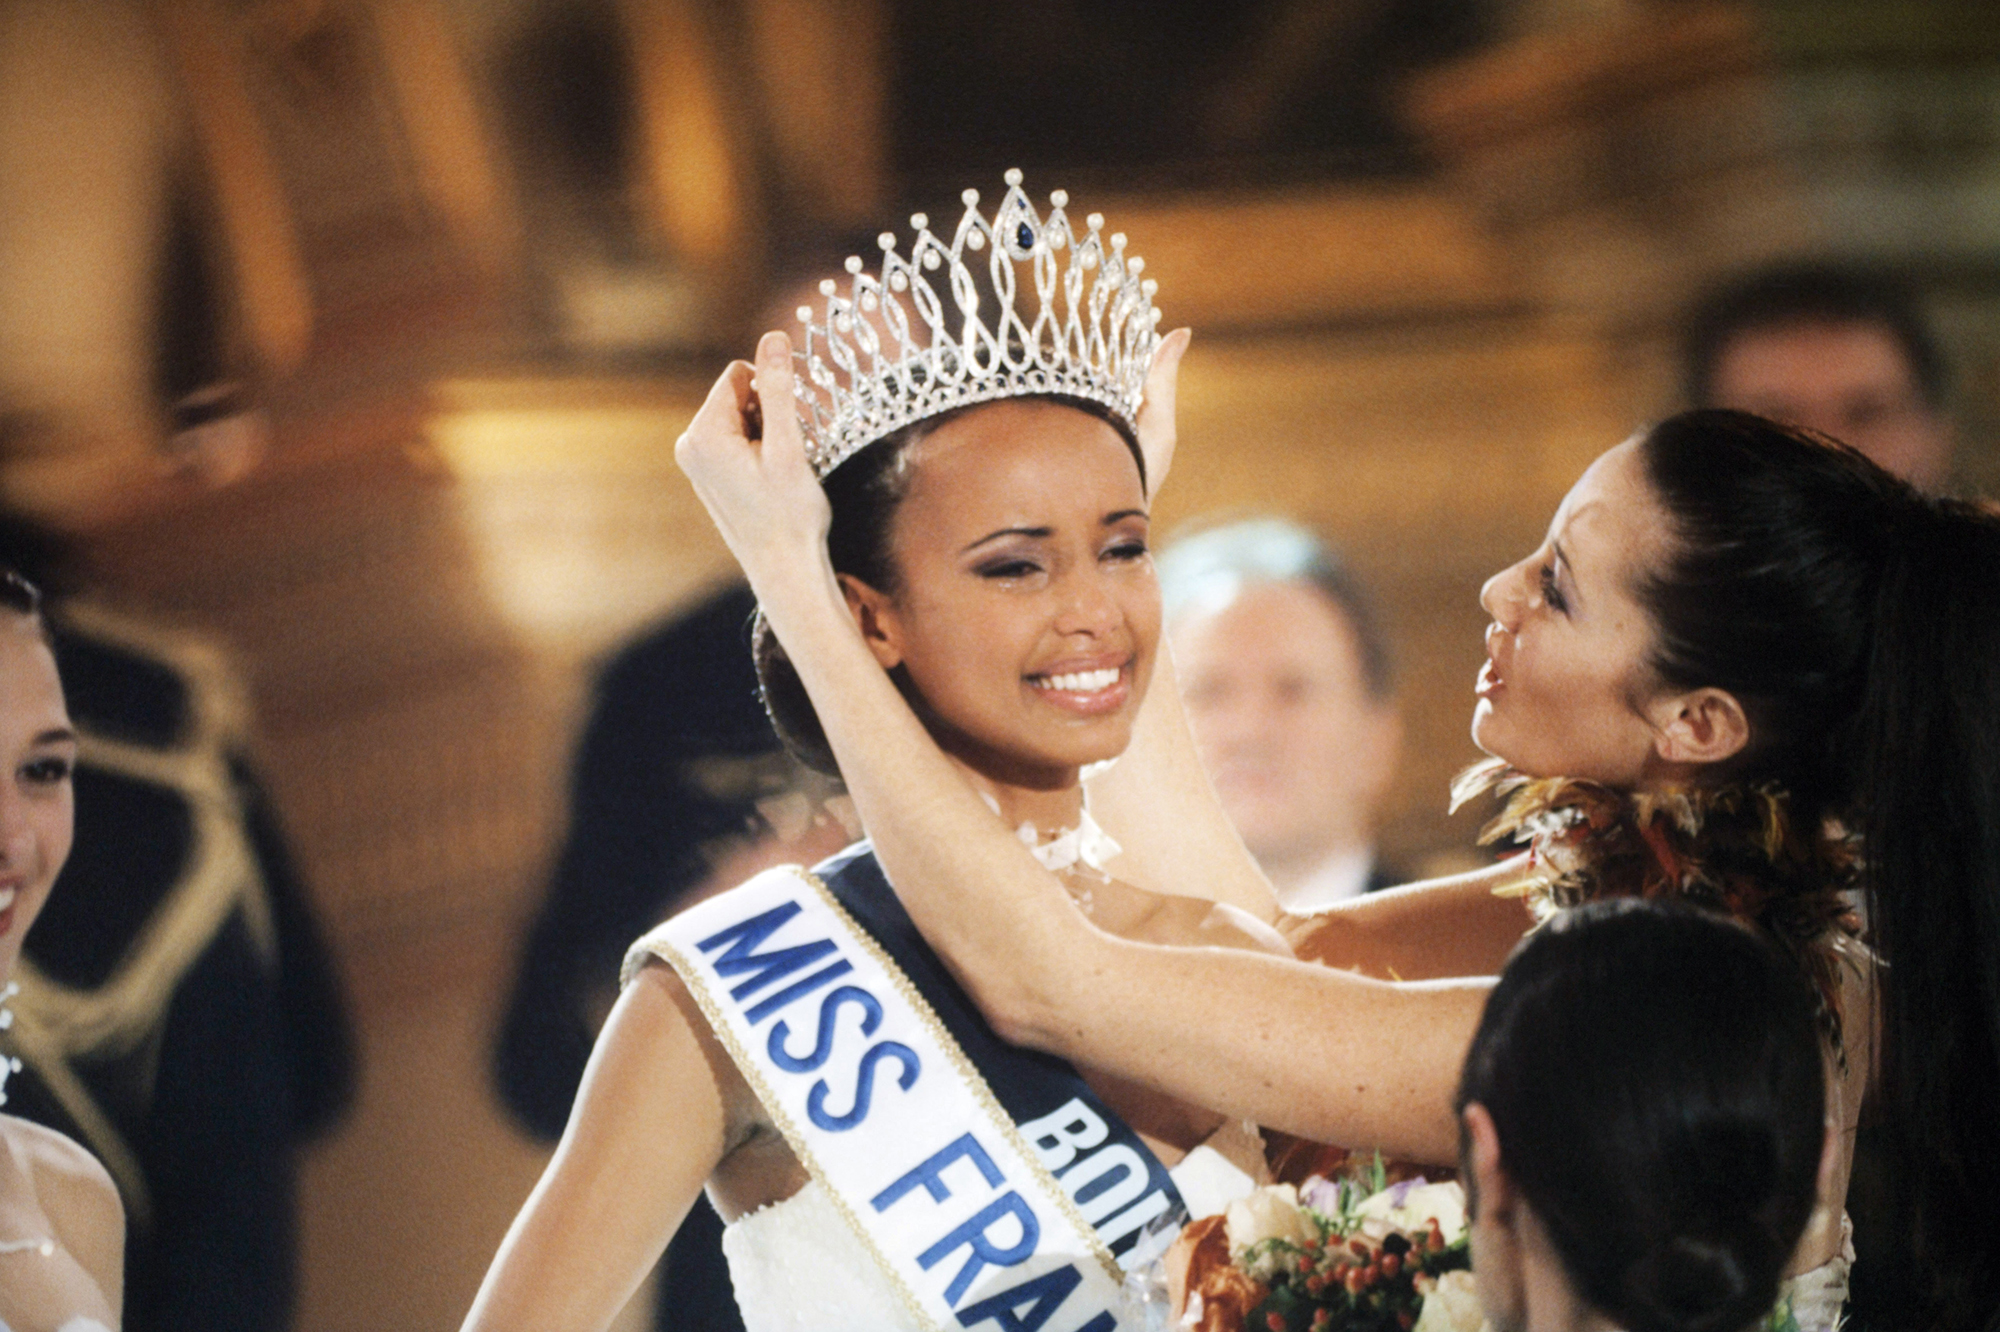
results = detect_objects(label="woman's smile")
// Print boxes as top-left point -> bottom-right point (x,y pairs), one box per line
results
1027,656 -> 1134,715
1475,623 -> 1508,702
848,398 -> 1158,796
0,611 -> 75,980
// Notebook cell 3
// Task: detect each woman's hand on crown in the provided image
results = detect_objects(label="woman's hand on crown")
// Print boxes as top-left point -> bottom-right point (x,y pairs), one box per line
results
1135,327 -> 1191,498
676,331 -> 833,584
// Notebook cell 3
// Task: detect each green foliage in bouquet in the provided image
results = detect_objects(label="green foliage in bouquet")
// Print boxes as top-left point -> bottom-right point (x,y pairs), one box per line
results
1759,1297 -> 1801,1332
1239,1161 -> 1471,1332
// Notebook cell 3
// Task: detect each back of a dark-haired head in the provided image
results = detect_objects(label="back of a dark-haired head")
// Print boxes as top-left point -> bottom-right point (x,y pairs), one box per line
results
1457,899 -> 1825,1332
1635,409 -> 2000,1324
753,396 -> 1144,777
1681,262 -> 1946,409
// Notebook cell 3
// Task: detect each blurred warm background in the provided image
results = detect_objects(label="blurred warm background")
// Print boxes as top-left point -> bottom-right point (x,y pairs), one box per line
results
1,0 -> 1996,1328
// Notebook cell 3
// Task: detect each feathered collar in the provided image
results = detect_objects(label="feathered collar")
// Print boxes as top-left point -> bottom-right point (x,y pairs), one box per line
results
1451,758 -> 1866,1056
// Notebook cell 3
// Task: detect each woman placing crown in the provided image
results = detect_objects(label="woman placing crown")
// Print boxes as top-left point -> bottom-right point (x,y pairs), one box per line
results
464,177 -> 1296,1332
672,180 -> 2000,1331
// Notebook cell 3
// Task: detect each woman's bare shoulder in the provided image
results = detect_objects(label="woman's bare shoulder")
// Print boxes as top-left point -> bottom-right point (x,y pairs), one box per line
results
2,1113 -> 116,1200
618,955 -> 771,1147
1354,853 -> 1534,903
2,1113 -> 123,1291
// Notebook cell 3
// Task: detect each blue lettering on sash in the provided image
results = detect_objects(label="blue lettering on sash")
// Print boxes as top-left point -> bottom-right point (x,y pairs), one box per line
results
873,1134 -> 1004,1211
701,898 -> 924,1131
808,1040 -> 921,1130
954,1265 -> 1081,1331
1021,1098 -> 1169,1245
697,892 -> 1131,1323
920,1192 -> 1041,1304
744,959 -> 855,1023
769,985 -> 882,1073
697,902 -> 840,1002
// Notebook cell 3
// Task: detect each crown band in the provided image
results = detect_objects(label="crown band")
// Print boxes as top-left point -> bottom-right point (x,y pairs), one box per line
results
793,169 -> 1162,478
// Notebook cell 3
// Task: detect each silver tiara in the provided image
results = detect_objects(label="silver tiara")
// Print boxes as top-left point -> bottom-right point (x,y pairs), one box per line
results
793,169 -> 1162,478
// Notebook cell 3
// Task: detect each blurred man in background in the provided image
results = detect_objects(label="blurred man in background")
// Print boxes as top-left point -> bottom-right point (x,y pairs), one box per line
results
1158,518 -> 1402,916
1682,261 -> 1956,490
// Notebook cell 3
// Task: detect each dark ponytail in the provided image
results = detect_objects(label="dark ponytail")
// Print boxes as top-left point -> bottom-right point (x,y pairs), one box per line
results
1849,491 -> 2000,1328
1458,898 -> 1826,1332
1637,410 -> 2000,1326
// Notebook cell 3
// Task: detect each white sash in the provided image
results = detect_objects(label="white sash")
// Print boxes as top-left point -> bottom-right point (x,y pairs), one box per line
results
628,865 -> 1134,1332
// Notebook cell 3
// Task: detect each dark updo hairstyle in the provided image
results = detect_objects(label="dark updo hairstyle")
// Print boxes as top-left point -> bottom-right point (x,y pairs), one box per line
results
1457,898 -> 1826,1332
753,395 -> 1144,776
1634,408 -> 2000,1326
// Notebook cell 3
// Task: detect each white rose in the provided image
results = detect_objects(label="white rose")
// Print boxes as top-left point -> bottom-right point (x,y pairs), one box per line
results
1412,1269 -> 1485,1332
1224,1183 -> 1311,1252
1353,1181 -> 1469,1244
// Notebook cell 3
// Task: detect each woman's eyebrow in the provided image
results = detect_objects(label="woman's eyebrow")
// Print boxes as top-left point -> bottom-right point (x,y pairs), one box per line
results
961,526 -> 1052,554
1100,508 -> 1147,526
35,726 -> 77,746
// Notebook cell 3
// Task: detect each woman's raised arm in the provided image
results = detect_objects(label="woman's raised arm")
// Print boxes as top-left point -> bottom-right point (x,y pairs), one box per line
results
1077,330 -> 1281,921
673,335 -> 1492,1161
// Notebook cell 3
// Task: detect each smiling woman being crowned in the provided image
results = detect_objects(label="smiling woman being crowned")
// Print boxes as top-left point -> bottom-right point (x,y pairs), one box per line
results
461,173 -> 1291,1332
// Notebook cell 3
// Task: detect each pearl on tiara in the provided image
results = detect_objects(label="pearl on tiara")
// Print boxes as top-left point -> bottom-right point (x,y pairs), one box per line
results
792,169 -> 1162,478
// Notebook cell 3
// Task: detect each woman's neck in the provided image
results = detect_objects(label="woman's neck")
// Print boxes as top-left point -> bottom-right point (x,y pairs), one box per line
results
948,757 -> 1086,839
1516,1216 -> 1624,1332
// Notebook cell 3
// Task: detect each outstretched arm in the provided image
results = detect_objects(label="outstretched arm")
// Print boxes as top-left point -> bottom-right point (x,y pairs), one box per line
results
674,335 -> 1493,1161
1080,338 -> 1531,963
1078,334 -> 1280,921
1100,630 -> 1535,977
462,968 -> 737,1332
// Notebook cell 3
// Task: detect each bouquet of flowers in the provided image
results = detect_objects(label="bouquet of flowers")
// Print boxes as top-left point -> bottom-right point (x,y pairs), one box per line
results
1169,1158 -> 1481,1332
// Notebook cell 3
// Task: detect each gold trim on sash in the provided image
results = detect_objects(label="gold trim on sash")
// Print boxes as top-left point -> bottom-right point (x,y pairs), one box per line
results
793,869 -> 1126,1286
626,859 -> 1137,1327
650,928 -> 939,1331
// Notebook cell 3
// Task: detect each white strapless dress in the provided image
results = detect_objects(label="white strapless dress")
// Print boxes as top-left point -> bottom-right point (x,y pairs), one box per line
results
1771,1212 -> 1852,1332
0,1320 -> 113,1332
721,1142 -> 1262,1332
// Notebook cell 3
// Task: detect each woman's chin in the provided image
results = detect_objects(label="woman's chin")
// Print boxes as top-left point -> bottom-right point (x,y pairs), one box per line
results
1068,716 -> 1135,767
1469,706 -> 1503,759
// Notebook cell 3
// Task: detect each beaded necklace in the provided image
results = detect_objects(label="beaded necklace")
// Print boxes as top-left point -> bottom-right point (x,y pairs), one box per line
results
0,981 -> 56,1259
